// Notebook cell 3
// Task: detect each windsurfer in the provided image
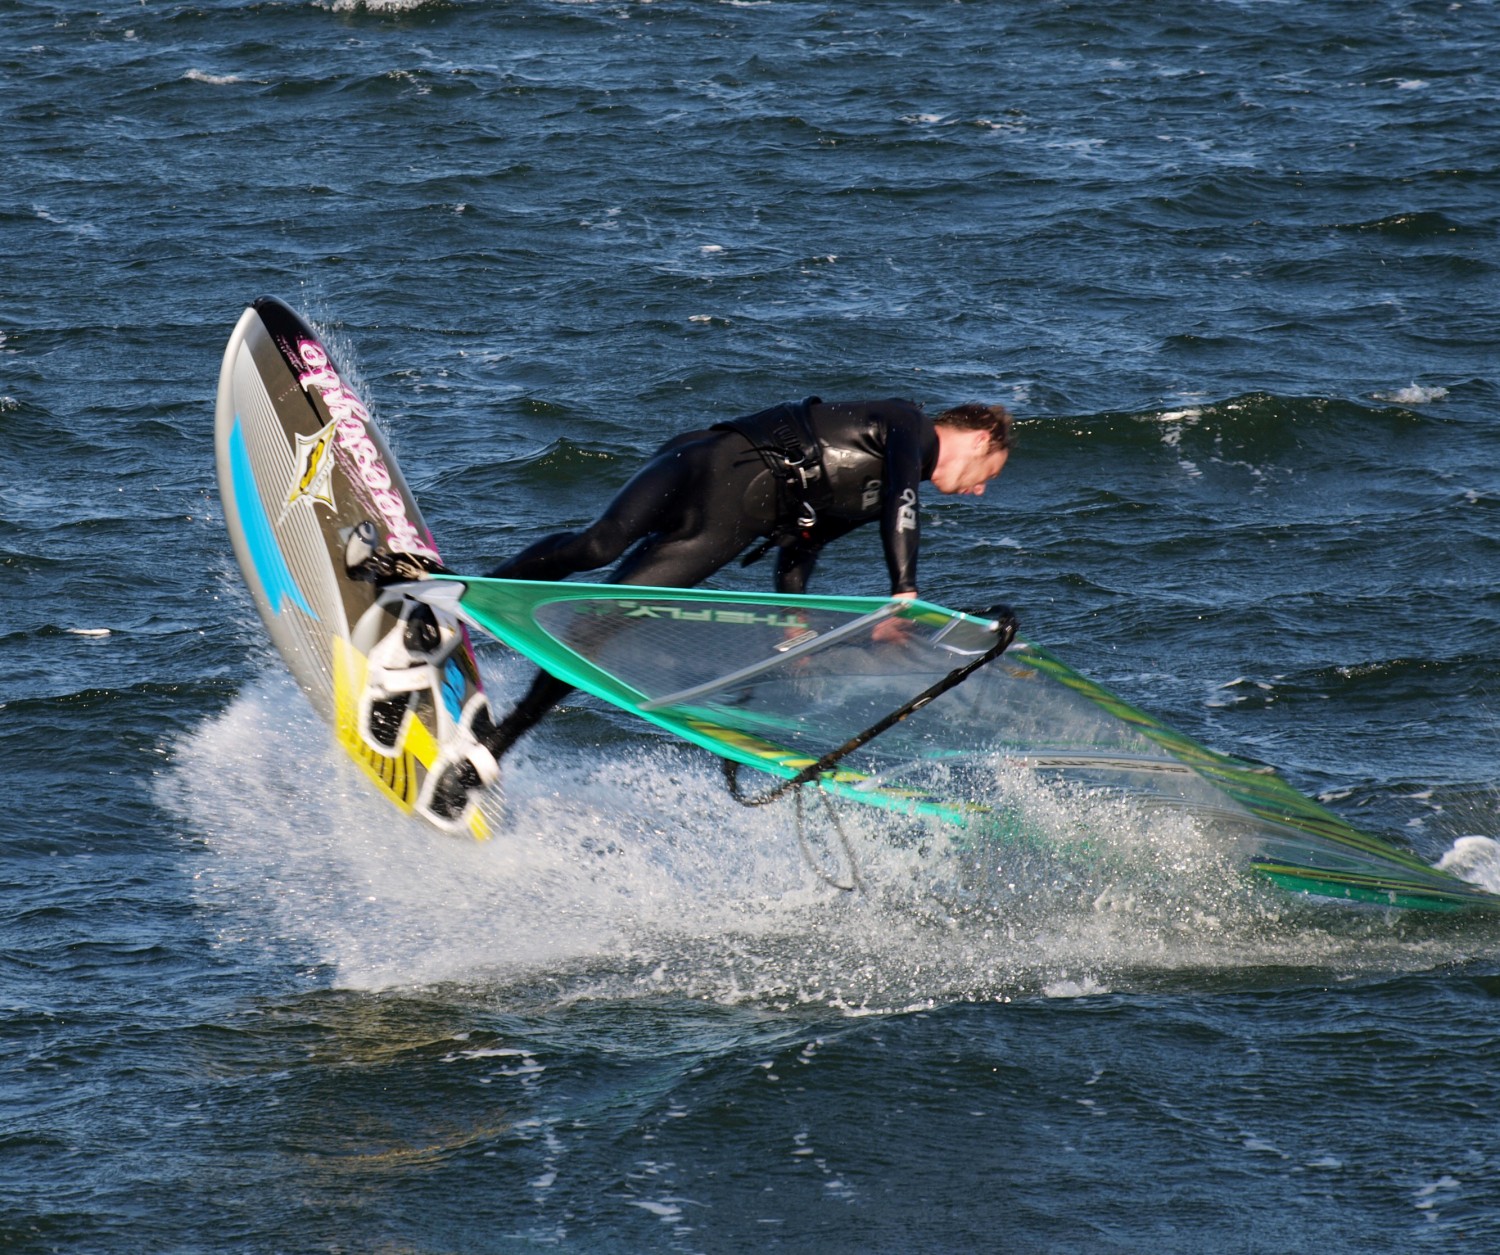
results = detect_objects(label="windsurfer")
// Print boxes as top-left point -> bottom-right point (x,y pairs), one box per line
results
419,397 -> 1012,825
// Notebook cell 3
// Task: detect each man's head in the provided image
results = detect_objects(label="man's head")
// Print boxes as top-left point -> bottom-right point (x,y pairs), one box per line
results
931,402 -> 1013,495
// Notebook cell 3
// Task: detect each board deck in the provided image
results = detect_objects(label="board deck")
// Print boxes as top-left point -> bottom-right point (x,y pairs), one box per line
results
215,297 -> 491,836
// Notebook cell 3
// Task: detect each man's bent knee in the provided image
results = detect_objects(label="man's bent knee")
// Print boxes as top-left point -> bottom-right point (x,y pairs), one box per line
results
573,520 -> 633,570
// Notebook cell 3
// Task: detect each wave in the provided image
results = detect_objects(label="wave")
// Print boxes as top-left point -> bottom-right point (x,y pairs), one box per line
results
1438,837 -> 1500,894
1018,392 -> 1444,464
1334,210 -> 1468,238
318,0 -> 458,12
182,69 -> 250,87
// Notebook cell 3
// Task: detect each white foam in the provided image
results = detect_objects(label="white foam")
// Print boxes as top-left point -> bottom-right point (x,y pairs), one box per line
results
628,1199 -> 683,1219
33,205 -> 101,237
184,69 -> 245,86
1436,836 -> 1500,894
325,0 -> 433,11
1152,410 -> 1203,478
1375,383 -> 1448,404
162,664 -> 1496,1009
1412,1175 -> 1460,1217
1041,976 -> 1108,998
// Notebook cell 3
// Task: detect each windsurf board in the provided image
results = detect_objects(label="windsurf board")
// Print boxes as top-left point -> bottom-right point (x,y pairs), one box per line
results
214,296 -> 491,836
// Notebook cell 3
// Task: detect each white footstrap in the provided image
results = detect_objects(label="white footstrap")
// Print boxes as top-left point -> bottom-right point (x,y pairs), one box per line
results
467,743 -> 501,787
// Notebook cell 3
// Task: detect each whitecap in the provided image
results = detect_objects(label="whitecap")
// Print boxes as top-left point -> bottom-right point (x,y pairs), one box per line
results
184,69 -> 244,86
1436,835 -> 1500,893
1413,1175 -> 1460,1212
628,1199 -> 683,1219
1374,383 -> 1447,405
32,206 -> 100,238
328,0 -> 434,11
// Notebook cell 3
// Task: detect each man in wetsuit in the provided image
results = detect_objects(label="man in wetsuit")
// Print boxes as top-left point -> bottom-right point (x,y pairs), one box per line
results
418,396 -> 1012,826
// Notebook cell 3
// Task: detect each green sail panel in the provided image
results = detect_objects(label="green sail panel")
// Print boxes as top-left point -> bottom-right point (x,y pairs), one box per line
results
440,576 -> 1500,914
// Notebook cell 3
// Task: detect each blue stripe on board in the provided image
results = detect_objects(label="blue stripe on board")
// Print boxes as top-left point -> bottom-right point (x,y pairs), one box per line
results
229,415 -> 316,621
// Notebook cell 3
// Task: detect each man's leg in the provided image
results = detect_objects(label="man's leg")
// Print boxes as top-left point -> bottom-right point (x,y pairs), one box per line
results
455,434 -> 729,766
420,432 -> 773,823
471,497 -> 772,764
485,430 -> 712,582
422,524 -> 763,825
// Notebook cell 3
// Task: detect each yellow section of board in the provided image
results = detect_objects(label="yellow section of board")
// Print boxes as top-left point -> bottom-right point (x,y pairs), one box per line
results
332,635 -> 490,840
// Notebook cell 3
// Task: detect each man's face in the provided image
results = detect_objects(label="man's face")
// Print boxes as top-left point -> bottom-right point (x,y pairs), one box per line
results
933,431 -> 1008,496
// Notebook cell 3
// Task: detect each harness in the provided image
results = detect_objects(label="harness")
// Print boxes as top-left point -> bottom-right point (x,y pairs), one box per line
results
713,396 -> 832,564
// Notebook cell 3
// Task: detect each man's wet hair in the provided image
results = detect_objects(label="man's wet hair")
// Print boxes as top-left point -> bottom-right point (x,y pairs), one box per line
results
934,402 -> 1014,451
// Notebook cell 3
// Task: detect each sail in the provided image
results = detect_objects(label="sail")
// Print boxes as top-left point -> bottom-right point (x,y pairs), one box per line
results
436,576 -> 1500,914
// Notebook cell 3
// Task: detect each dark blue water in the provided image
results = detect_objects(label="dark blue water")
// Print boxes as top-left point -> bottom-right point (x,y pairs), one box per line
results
6,1 -> 1500,1249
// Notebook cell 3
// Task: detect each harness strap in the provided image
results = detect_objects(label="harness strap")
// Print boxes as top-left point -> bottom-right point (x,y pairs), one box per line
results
714,396 -> 830,539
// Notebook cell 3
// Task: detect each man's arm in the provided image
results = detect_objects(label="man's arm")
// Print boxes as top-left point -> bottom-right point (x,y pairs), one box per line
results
880,406 -> 927,596
774,540 -> 819,595
773,513 -> 866,593
776,526 -> 915,642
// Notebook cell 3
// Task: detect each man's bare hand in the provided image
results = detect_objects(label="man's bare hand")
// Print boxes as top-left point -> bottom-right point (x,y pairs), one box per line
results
872,592 -> 918,643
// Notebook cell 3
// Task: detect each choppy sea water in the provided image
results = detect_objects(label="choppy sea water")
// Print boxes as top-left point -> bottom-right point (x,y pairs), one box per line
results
6,1 -> 1500,1249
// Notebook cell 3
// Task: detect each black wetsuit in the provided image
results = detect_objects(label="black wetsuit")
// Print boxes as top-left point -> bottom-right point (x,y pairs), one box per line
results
479,398 -> 939,758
